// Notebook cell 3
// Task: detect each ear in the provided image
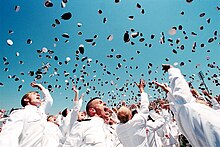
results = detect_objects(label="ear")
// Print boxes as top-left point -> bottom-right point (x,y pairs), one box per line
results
129,111 -> 133,120
23,97 -> 30,105
88,107 -> 96,116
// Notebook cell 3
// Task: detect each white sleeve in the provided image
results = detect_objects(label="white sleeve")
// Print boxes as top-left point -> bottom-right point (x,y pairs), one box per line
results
39,89 -> 53,114
0,110 -> 24,147
168,68 -> 195,105
60,114 -> 70,137
147,112 -> 165,131
60,99 -> 82,137
63,122 -> 83,147
69,99 -> 84,129
60,109 -> 78,137
60,97 -> 83,137
73,98 -> 83,111
56,114 -> 63,126
140,92 -> 149,114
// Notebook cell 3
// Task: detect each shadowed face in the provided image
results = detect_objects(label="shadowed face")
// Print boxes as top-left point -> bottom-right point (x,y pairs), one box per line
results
78,111 -> 87,120
47,115 -> 57,122
24,92 -> 42,107
89,99 -> 110,119
47,115 -> 60,126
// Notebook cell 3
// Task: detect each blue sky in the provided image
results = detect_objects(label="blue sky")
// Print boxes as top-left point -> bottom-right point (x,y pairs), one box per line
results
0,0 -> 220,114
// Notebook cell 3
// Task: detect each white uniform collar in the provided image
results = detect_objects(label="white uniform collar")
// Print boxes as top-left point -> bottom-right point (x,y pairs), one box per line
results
25,105 -> 38,111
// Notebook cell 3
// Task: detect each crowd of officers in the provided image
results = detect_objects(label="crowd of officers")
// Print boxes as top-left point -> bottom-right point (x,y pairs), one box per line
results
0,64 -> 220,147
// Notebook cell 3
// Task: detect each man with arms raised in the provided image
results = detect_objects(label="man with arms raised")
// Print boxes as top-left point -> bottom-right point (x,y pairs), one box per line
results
0,82 -> 53,147
156,64 -> 220,147
116,79 -> 150,147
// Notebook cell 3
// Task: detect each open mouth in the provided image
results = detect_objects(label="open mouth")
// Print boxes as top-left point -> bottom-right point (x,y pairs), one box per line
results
104,107 -> 109,112
103,107 -> 110,116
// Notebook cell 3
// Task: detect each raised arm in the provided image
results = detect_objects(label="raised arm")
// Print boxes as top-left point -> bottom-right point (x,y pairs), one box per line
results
73,85 -> 84,111
135,79 -> 149,114
31,82 -> 53,114
162,64 -> 195,104
147,111 -> 165,131
73,86 -> 79,101
60,85 -> 84,137
152,81 -> 171,94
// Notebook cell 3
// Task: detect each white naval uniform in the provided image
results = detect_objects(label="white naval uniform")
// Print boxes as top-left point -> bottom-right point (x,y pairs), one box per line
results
167,67 -> 220,147
56,113 -> 63,126
60,98 -> 83,138
63,117 -> 110,147
41,121 -> 63,147
0,89 -> 53,147
147,110 -> 165,147
116,92 -> 149,147
104,123 -> 123,147
160,109 -> 177,147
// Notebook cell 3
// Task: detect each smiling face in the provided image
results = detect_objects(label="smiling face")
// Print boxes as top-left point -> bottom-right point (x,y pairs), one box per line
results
21,91 -> 42,107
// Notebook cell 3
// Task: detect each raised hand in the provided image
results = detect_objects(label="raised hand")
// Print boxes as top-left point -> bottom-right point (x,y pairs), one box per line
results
121,101 -> 126,106
72,85 -> 79,93
30,82 -> 44,90
129,104 -> 138,110
72,83 -> 79,101
79,93 -> 85,100
152,80 -> 170,93
135,79 -> 146,93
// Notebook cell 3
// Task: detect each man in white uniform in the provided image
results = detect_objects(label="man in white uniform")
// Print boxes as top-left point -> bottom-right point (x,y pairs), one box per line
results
42,115 -> 63,147
161,64 -> 220,147
0,82 -> 53,147
63,97 -> 112,147
147,110 -> 165,147
116,79 -> 150,147
60,85 -> 85,138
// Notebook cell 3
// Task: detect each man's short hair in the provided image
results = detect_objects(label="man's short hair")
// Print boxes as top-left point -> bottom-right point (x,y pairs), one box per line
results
86,97 -> 101,116
21,91 -> 38,107
117,106 -> 131,124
